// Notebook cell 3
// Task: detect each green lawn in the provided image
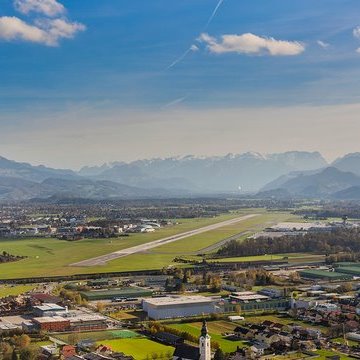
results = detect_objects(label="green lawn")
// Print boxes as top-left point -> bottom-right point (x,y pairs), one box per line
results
0,210 -> 295,279
54,330 -> 139,342
168,321 -> 248,352
207,253 -> 325,263
96,338 -> 173,360
0,213 -> 246,279
0,284 -> 36,298
314,349 -> 353,359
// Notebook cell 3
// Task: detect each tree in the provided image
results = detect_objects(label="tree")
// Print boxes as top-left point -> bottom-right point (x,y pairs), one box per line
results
338,283 -> 352,293
178,283 -> 186,293
15,335 -> 31,350
11,349 -> 17,360
19,348 -> 37,360
214,348 -> 225,360
96,302 -> 106,313
75,294 -> 83,305
0,342 -> 12,357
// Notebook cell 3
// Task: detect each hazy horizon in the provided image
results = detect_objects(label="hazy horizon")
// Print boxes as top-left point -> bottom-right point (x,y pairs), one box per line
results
2,0 -> 360,169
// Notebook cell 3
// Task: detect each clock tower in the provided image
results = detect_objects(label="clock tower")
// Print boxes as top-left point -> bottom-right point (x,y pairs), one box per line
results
199,320 -> 211,360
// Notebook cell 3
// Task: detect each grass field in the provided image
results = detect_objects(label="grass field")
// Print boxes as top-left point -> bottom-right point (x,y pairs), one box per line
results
168,320 -> 248,352
0,284 -> 36,298
314,349 -> 352,359
96,338 -> 173,359
54,330 -> 139,342
207,253 -> 326,263
109,310 -> 139,320
108,211 -> 297,273
273,351 -> 352,360
0,209 -> 296,279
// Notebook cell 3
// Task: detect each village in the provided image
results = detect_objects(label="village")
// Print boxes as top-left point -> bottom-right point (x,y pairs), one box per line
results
1,259 -> 360,359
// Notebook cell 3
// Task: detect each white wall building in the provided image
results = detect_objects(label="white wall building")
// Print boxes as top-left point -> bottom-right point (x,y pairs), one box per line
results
142,296 -> 217,320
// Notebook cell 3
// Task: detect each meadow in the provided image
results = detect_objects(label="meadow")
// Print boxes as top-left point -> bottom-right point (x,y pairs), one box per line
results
167,320 -> 248,353
0,284 -> 36,298
54,330 -> 140,342
0,209 -> 296,279
96,338 -> 173,359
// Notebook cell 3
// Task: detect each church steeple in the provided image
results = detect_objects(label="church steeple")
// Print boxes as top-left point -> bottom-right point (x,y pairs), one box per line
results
199,320 -> 211,360
201,319 -> 208,337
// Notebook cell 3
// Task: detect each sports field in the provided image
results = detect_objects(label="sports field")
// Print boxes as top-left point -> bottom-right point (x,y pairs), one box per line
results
0,209 -> 296,279
96,338 -> 173,359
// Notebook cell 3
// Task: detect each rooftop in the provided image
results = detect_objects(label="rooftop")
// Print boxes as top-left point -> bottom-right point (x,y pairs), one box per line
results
33,303 -> 66,312
33,316 -> 70,324
143,295 -> 215,306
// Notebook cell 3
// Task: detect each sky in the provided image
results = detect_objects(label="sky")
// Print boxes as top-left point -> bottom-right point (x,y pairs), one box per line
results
1,0 -> 360,169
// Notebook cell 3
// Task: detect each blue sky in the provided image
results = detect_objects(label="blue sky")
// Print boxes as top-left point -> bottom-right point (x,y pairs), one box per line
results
1,0 -> 360,168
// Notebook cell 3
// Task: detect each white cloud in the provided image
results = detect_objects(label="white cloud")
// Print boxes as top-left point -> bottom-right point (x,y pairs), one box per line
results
190,44 -> 199,52
356,47 -> 360,54
198,32 -> 305,56
0,16 -> 85,46
36,18 -> 86,43
353,26 -> 360,39
14,0 -> 65,17
317,40 -> 329,49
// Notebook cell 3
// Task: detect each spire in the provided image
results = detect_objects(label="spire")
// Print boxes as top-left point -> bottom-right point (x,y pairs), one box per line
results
201,319 -> 208,337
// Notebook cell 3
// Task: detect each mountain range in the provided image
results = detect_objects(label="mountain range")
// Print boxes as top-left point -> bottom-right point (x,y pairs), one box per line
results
2,152 -> 360,200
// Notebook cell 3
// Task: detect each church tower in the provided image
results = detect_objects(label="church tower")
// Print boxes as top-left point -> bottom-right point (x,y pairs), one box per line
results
199,320 -> 211,360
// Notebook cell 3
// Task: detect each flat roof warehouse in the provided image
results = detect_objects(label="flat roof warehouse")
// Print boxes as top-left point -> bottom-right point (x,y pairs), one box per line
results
143,296 -> 215,307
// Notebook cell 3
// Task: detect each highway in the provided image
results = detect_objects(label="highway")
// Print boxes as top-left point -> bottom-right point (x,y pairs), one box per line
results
70,214 -> 259,267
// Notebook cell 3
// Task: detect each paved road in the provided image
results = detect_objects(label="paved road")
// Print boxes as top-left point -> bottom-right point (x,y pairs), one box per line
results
198,230 -> 251,253
71,214 -> 259,267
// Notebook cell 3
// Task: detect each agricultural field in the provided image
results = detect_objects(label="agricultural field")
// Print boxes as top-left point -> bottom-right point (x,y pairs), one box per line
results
167,320 -> 248,353
0,284 -> 36,298
0,209 -> 296,279
96,338 -> 173,360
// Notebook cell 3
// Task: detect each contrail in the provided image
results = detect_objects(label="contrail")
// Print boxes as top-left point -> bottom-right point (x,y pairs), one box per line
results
166,0 -> 225,70
161,95 -> 188,109
167,47 -> 193,70
205,0 -> 225,29
167,45 -> 198,70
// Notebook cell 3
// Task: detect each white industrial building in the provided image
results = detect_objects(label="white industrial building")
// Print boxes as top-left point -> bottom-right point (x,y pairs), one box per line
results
142,296 -> 217,320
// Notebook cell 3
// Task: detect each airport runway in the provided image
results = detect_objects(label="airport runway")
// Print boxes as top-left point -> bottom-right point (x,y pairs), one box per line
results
70,214 -> 259,267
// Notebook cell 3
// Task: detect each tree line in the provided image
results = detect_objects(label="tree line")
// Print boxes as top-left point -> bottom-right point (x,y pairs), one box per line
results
217,229 -> 360,257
